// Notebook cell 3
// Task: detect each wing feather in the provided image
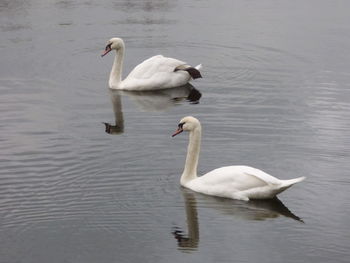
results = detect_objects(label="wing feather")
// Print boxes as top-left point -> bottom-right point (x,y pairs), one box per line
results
126,55 -> 187,80
196,166 -> 280,192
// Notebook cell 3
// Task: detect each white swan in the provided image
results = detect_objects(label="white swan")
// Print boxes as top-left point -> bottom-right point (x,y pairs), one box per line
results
172,116 -> 305,201
101,38 -> 202,91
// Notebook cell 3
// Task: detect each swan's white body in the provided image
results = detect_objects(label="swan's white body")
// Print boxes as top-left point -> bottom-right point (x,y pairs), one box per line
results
102,38 -> 202,91
173,116 -> 305,201
186,165 -> 305,201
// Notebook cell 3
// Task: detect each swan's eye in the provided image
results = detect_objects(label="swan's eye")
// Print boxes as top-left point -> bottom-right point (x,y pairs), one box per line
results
178,122 -> 185,129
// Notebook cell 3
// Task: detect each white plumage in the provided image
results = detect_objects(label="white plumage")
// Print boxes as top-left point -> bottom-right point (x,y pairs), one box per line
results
102,38 -> 202,91
172,116 -> 305,201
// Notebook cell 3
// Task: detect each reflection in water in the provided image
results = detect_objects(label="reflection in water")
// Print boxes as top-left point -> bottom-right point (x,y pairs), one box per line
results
172,190 -> 199,252
112,0 -> 175,13
205,194 -> 304,222
103,84 -> 201,134
103,92 -> 124,134
118,83 -> 201,111
172,189 -> 303,251
243,198 -> 304,222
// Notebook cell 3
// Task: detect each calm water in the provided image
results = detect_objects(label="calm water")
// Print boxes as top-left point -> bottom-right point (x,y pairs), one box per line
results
1,0 -> 350,262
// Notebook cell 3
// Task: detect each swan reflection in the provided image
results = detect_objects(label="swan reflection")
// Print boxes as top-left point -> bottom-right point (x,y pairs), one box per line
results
103,84 -> 201,134
172,189 -> 303,251
103,92 -> 124,134
172,190 -> 199,251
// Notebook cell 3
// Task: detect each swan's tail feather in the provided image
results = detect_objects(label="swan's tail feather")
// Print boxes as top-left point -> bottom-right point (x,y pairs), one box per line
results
195,64 -> 202,70
174,64 -> 202,79
281,176 -> 306,189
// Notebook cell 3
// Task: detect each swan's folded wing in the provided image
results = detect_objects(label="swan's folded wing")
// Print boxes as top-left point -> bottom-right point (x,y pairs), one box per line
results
240,166 -> 281,186
126,55 -> 187,80
200,166 -> 280,192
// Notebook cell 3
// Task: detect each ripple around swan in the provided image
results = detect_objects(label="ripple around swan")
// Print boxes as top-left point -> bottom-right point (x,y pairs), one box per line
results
177,40 -> 308,88
1,0 -> 350,262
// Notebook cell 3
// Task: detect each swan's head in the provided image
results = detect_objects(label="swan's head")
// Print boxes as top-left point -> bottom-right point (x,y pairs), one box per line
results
101,37 -> 125,57
172,116 -> 201,137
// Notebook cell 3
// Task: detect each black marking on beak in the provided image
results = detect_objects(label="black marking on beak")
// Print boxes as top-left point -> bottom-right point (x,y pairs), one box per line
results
172,122 -> 185,137
101,43 -> 112,57
105,43 -> 112,51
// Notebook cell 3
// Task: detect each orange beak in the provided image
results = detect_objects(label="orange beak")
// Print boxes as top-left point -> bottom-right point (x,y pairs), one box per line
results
172,127 -> 183,137
101,45 -> 112,57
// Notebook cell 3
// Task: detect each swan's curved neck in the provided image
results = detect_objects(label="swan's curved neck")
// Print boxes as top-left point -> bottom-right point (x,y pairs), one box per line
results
109,48 -> 124,88
181,126 -> 201,185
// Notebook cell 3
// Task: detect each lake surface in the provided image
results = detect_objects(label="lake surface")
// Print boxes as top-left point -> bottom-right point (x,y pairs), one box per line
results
1,0 -> 350,262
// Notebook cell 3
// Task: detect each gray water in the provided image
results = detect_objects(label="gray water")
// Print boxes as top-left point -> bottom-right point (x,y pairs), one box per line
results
1,0 -> 350,262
